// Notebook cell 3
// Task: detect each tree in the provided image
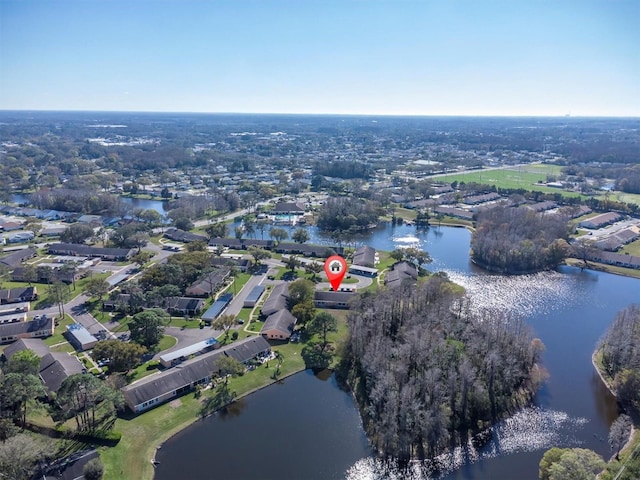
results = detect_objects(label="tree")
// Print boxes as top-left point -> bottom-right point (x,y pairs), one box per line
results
234,225 -> 244,240
212,356 -> 244,385
5,349 -> 40,375
292,228 -> 310,244
131,250 -> 153,267
85,276 -> 110,302
0,373 -> 46,426
212,314 -> 236,342
284,255 -> 300,273
571,240 -> 598,270
205,222 -> 228,239
291,301 -> 316,325
83,458 -> 104,480
49,281 -> 71,319
185,240 -> 207,252
91,340 -> 147,372
0,433 -> 45,480
288,278 -> 315,308
57,373 -> 123,431
390,249 -> 405,262
129,310 -> 165,349
60,223 -> 94,244
21,264 -> 38,285
0,418 -> 20,442
269,227 -> 288,245
609,414 -> 633,460
539,448 -> 605,480
248,247 -> 271,266
304,261 -> 323,281
310,311 -> 338,353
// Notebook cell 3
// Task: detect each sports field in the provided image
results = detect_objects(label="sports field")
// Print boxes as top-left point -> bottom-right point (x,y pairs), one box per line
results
434,164 -> 579,196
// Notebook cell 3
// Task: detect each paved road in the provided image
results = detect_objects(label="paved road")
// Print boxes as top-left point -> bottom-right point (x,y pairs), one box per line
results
224,271 -> 268,317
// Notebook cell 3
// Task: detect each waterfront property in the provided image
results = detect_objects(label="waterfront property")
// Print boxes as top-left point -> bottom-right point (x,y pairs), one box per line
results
0,316 -> 54,344
121,336 -> 271,413
314,291 -> 356,309
587,251 -> 640,270
159,337 -> 220,368
261,309 -> 297,340
385,261 -> 418,289
352,245 -> 376,268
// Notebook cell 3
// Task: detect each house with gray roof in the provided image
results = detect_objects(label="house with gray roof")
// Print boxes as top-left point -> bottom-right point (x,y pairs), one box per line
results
0,286 -> 37,304
0,247 -> 37,269
261,309 -> 297,340
2,338 -> 84,392
0,317 -> 54,344
121,336 -> 271,413
314,291 -> 356,309
352,245 -> 376,268
385,261 -> 418,289
48,243 -> 133,260
260,283 -> 289,317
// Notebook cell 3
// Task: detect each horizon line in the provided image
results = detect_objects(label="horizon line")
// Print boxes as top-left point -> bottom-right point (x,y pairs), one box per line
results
0,108 -> 638,120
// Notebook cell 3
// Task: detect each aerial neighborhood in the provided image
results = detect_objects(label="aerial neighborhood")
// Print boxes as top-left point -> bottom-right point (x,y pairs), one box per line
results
0,112 -> 639,480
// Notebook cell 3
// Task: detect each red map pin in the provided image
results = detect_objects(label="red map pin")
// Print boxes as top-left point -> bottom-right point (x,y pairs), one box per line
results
324,255 -> 348,291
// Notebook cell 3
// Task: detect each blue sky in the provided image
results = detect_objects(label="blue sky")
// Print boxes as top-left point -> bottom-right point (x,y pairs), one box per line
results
1,0 -> 638,116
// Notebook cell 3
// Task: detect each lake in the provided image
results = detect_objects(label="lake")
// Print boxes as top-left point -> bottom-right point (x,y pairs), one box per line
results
156,223 -> 638,479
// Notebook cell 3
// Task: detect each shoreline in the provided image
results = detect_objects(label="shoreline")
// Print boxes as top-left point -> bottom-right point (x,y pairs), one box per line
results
591,348 -> 637,463
148,365 -> 307,477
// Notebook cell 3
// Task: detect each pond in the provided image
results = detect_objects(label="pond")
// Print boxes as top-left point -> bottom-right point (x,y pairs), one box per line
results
155,224 -> 637,479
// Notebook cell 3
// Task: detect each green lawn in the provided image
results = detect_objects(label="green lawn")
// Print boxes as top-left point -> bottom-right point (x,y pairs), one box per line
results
435,167 -> 583,197
44,314 -> 75,347
157,334 -> 177,352
100,336 -> 308,480
620,239 -> 640,257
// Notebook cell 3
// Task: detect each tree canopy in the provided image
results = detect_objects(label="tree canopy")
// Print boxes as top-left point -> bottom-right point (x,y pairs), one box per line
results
343,275 -> 546,460
471,206 -> 571,273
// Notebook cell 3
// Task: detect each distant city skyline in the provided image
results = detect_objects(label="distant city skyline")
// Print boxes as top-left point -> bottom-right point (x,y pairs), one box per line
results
1,0 -> 638,117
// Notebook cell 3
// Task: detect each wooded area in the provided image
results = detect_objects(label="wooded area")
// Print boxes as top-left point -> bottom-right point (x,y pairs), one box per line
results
342,276 -> 546,460
471,206 -> 571,274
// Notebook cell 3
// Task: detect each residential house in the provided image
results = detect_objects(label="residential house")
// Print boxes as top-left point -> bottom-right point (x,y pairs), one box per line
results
0,286 -> 37,304
48,243 -> 133,261
0,317 -> 54,344
578,212 -> 622,229
166,297 -> 205,316
261,309 -> 297,340
2,338 -> 84,392
314,291 -> 356,309
352,245 -> 376,268
261,283 -> 289,317
272,202 -> 305,215
164,228 -> 207,243
385,261 -> 418,289
0,247 -> 37,269
185,268 -> 230,297
121,336 -> 271,413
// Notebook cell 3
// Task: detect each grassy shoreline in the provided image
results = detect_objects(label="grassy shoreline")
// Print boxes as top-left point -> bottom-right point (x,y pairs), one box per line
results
101,339 -> 309,480
592,348 -> 639,477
